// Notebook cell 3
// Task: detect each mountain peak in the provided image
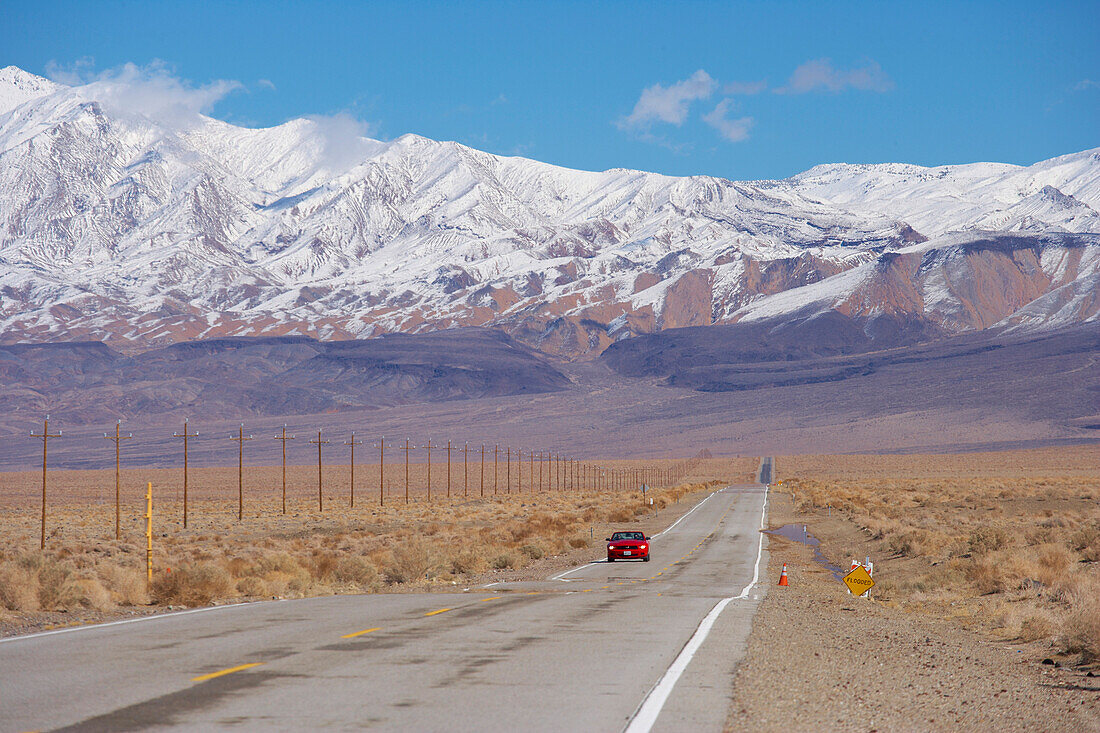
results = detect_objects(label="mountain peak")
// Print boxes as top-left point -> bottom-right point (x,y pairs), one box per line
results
0,66 -> 63,116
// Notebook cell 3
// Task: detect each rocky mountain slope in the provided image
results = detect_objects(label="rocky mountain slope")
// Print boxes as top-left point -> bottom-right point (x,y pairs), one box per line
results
0,66 -> 1097,359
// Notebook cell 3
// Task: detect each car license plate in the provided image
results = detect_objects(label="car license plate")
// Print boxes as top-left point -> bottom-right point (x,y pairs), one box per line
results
623,551 -> 631,556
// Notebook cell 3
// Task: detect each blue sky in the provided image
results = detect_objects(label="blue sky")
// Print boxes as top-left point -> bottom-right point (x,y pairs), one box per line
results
4,0 -> 1098,180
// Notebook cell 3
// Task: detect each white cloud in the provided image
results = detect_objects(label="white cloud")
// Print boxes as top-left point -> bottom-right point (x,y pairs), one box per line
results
47,59 -> 243,129
305,112 -> 375,170
618,69 -> 717,129
702,99 -> 753,142
258,78 -> 277,91
776,58 -> 893,94
1074,79 -> 1100,91
723,80 -> 767,95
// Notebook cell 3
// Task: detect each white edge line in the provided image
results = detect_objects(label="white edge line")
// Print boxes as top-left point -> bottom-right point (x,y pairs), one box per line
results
551,489 -> 720,582
0,602 -> 252,645
623,482 -> 769,733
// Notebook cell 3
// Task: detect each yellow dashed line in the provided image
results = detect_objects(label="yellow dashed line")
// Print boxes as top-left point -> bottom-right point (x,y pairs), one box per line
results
340,627 -> 381,639
480,596 -> 502,602
191,663 -> 262,682
425,607 -> 451,616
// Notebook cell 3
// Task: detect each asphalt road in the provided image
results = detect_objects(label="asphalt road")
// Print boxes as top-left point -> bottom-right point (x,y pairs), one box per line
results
1,470 -> 771,732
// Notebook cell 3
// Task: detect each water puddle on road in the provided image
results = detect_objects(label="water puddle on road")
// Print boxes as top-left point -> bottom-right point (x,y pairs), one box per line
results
762,523 -> 847,580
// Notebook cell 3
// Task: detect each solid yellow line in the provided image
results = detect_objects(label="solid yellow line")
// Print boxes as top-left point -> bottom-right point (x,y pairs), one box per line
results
191,663 -> 262,682
341,627 -> 381,639
425,607 -> 451,616
480,596 -> 502,602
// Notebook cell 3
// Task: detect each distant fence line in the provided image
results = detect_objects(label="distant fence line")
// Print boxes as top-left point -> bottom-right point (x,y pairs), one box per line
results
22,416 -> 706,550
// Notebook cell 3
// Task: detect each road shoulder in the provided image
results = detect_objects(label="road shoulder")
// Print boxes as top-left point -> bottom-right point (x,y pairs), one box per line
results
725,491 -> 1099,731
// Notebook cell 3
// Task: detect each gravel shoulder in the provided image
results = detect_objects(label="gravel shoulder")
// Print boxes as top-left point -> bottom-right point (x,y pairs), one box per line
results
726,491 -> 1100,732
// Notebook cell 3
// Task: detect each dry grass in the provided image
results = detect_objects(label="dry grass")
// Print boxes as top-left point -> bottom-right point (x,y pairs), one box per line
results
0,455 -> 750,629
779,446 -> 1100,663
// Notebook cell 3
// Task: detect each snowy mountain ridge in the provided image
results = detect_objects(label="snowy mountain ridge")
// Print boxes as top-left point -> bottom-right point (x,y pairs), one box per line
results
0,66 -> 1097,358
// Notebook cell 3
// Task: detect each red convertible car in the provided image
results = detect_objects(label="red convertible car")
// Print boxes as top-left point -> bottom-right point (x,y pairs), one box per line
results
606,531 -> 650,562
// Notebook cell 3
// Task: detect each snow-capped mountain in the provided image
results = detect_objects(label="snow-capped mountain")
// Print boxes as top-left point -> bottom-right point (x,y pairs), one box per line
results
0,66 -> 1097,358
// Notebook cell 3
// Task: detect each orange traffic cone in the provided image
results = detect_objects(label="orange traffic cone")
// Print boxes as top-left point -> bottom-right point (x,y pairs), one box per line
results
778,563 -> 789,586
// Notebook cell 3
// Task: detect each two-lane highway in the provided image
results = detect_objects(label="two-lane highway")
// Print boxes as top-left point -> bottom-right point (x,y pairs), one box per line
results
1,464 -> 771,732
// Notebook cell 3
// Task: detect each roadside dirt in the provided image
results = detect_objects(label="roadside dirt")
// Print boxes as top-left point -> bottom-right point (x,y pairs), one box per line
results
726,492 -> 1100,732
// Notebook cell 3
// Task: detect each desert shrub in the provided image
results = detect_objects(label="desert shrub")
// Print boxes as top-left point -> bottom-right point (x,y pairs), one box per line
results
608,508 -> 633,523
1069,522 -> 1100,562
332,557 -> 378,587
968,525 -> 1012,555
888,529 -> 930,557
1018,611 -> 1056,642
383,541 -> 435,584
99,565 -> 149,606
1035,545 -> 1073,586
72,577 -> 113,611
568,537 -> 589,549
1061,578 -> 1100,661
450,549 -> 488,575
236,576 -> 267,596
519,544 -> 544,560
490,553 -> 515,570
310,552 -> 339,582
151,562 -> 234,606
0,562 -> 39,611
965,557 -> 1004,595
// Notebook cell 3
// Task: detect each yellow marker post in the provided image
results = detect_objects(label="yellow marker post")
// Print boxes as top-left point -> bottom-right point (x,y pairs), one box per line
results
145,482 -> 153,584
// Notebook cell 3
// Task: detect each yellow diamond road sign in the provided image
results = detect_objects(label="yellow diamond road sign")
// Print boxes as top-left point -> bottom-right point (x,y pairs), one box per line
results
843,564 -> 875,596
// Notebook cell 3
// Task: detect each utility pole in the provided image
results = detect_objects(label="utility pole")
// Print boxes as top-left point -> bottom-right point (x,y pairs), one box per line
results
345,433 -> 362,508
229,425 -> 253,521
480,444 -> 485,498
425,439 -> 435,502
494,444 -> 499,496
463,442 -> 469,498
447,439 -> 452,500
310,430 -> 330,512
31,416 -> 62,550
402,438 -> 412,504
173,419 -> 198,528
378,436 -> 386,507
539,451 -> 543,491
103,420 -> 132,540
274,425 -> 295,515
517,449 -> 522,493
506,446 -> 511,494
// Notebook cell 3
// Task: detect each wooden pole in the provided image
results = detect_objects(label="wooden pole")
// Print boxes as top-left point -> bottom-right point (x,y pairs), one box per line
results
104,420 -> 131,540
447,440 -> 452,500
506,446 -> 511,494
480,444 -> 485,498
426,439 -> 434,502
310,430 -> 330,512
379,436 -> 385,507
173,419 -> 198,527
345,433 -> 362,508
230,425 -> 253,521
404,438 -> 411,504
463,442 -> 469,498
31,416 -> 62,549
145,482 -> 152,583
493,444 -> 499,496
274,425 -> 295,515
